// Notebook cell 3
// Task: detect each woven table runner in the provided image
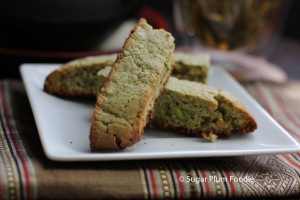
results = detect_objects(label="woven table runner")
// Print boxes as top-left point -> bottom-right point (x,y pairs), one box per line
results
0,80 -> 299,200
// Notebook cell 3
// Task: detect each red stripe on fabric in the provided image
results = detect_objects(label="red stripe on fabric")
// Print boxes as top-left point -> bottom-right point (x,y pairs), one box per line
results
175,170 -> 184,200
253,83 -> 273,115
282,154 -> 300,169
271,88 -> 300,129
0,82 -> 31,200
253,84 -> 300,138
148,167 -> 158,199
226,172 -> 236,197
200,171 -> 210,198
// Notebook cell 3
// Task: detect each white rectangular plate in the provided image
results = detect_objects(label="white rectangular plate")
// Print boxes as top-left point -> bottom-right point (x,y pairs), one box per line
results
20,64 -> 300,161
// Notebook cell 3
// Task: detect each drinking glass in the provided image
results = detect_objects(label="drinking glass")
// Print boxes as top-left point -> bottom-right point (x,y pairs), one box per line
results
174,0 -> 286,56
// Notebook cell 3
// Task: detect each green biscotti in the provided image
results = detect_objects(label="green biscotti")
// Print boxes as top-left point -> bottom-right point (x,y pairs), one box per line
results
97,69 -> 257,136
151,77 -> 257,136
44,54 -> 117,97
172,52 -> 210,83
44,52 -> 209,97
90,18 -> 175,151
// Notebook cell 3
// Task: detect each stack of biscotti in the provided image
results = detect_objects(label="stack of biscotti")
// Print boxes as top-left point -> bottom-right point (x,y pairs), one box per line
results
97,68 -> 257,137
89,18 -> 175,151
44,52 -> 210,97
43,18 -> 257,151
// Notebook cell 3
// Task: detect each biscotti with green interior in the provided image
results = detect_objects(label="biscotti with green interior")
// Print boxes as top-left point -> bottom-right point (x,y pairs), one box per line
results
151,77 -> 257,136
90,18 -> 175,151
44,52 -> 209,97
44,54 -> 117,97
97,69 -> 257,136
172,52 -> 210,83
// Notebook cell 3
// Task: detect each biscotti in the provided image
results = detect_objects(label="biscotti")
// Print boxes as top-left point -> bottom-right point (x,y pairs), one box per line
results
44,52 -> 209,97
89,18 -> 175,151
172,52 -> 210,83
97,68 -> 257,136
151,77 -> 257,136
44,54 -> 117,97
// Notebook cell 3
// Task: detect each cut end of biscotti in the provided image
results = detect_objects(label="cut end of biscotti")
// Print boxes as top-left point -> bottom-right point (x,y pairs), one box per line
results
173,52 -> 210,84
90,18 -> 175,151
44,54 -> 117,97
151,77 -> 257,137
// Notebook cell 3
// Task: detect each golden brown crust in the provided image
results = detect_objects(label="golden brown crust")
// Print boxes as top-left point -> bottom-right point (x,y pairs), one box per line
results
232,109 -> 257,134
218,91 -> 257,134
44,71 -> 62,95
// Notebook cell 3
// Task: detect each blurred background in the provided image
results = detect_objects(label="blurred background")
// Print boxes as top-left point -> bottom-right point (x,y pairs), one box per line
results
0,0 -> 299,79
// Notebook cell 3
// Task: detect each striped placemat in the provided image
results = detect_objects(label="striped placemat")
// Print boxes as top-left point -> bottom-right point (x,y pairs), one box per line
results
0,80 -> 299,199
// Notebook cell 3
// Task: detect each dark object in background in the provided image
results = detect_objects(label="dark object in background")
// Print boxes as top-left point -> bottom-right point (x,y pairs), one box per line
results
282,0 -> 300,40
0,0 -> 299,79
0,0 -> 142,51
0,0 -> 142,78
